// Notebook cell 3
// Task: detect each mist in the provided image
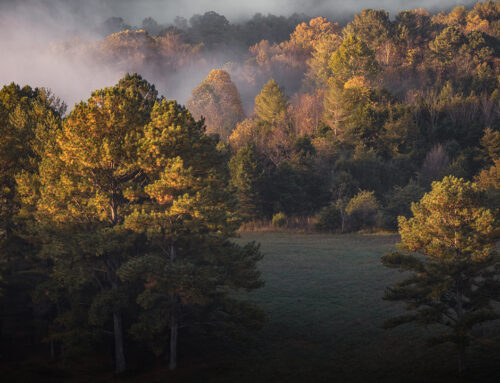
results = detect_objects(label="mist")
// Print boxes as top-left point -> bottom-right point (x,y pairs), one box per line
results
0,0 -> 477,109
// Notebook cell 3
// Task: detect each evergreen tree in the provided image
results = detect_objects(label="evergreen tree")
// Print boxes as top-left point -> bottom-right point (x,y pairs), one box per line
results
0,83 -> 63,358
18,75 -> 158,373
118,100 -> 264,369
229,143 -> 265,220
329,34 -> 379,85
382,176 -> 500,373
254,78 -> 289,124
345,9 -> 393,52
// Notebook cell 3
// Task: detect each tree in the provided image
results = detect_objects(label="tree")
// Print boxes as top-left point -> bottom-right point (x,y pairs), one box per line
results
0,84 -> 64,358
345,190 -> 379,231
304,35 -> 341,89
19,76 -> 157,373
429,26 -> 466,65
345,9 -> 393,52
329,34 -> 379,85
254,78 -> 289,124
186,69 -> 245,140
382,176 -> 500,373
229,143 -> 265,220
118,100 -> 264,369
289,17 -> 340,54
384,179 -> 425,229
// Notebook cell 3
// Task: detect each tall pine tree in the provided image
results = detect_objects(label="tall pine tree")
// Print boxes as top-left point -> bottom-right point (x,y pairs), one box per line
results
118,100 -> 264,369
382,176 -> 500,373
19,75 -> 157,373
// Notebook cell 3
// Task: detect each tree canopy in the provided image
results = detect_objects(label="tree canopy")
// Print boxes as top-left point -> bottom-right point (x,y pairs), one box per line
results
382,176 -> 499,373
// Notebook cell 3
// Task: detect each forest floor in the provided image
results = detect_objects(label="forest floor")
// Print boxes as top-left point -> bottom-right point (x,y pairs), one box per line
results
2,233 -> 500,382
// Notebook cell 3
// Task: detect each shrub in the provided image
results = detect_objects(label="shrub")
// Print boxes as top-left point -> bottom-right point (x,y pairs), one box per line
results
315,204 -> 342,232
345,190 -> 379,231
271,212 -> 287,227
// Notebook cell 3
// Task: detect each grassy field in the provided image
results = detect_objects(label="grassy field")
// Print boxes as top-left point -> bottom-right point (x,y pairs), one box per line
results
179,232 -> 500,383
3,233 -> 500,382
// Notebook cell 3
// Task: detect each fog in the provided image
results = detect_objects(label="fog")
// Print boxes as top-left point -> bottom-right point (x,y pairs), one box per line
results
96,0 -> 477,23
0,0 -> 477,23
0,0 -> 477,109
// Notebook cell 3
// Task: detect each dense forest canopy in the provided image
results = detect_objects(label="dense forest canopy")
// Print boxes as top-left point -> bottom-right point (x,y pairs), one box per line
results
0,0 -> 499,380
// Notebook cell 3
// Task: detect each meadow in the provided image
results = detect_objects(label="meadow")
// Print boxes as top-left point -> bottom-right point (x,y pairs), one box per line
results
182,233 -> 500,383
3,233 -> 499,382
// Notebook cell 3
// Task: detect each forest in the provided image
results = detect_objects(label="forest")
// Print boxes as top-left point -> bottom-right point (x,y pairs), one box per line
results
0,1 -> 499,382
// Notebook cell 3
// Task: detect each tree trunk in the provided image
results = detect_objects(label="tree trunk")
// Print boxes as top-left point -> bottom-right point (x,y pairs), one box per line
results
455,266 -> 465,375
169,310 -> 178,370
113,310 -> 126,374
169,243 -> 179,371
458,346 -> 465,375
111,281 -> 126,374
50,339 -> 55,359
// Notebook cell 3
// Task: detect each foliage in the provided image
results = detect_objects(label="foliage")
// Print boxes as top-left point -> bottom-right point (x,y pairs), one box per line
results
271,212 -> 287,228
314,204 -> 341,232
229,143 -> 266,220
116,98 -> 264,366
345,9 -> 393,52
14,75 -> 264,373
254,78 -> 289,124
382,176 -> 500,372
186,69 -> 245,140
384,179 -> 426,229
329,34 -> 379,85
345,190 -> 380,231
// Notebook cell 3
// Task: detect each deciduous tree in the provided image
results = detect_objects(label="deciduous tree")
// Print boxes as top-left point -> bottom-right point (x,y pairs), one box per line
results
186,69 -> 245,140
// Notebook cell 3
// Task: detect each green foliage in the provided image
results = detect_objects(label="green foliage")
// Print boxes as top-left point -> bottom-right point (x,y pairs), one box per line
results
314,204 -> 341,232
271,212 -> 287,227
382,176 -> 500,372
345,190 -> 380,231
305,35 -> 340,89
479,127 -> 500,164
345,9 -> 392,51
254,78 -> 289,124
229,143 -> 265,220
429,26 -> 467,64
10,75 -> 265,371
118,98 -> 264,358
0,83 -> 64,360
383,179 -> 425,229
328,34 -> 379,85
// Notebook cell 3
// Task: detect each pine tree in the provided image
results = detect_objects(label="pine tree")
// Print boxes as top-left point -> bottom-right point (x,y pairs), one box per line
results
118,100 -> 264,369
382,176 -> 500,374
254,78 -> 289,124
229,143 -> 265,220
19,75 -> 157,373
329,34 -> 379,85
0,84 -> 63,356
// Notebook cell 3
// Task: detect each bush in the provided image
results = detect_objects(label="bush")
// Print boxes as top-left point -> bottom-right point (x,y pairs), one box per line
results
315,204 -> 342,232
271,212 -> 287,227
345,190 -> 379,231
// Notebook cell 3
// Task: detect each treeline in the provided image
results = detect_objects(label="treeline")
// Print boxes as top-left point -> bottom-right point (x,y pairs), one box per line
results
99,12 -> 311,48
50,2 -> 500,233
191,1 -> 499,231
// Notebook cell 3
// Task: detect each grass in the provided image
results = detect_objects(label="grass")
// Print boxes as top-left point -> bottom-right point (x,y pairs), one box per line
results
187,232 -> 500,383
2,233 -> 500,382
